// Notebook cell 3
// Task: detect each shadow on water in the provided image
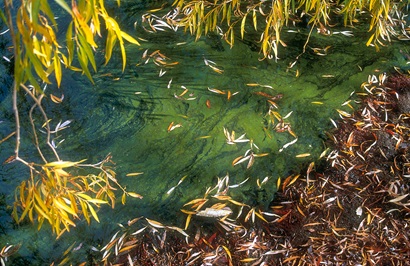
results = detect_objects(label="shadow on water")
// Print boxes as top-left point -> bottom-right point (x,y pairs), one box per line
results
1,2 -> 410,264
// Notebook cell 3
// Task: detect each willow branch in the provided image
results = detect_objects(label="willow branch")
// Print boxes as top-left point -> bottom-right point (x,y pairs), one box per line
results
29,100 -> 47,163
19,84 -> 61,162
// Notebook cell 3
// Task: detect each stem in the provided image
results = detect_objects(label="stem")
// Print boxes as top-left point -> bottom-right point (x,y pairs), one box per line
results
20,84 -> 60,161
4,0 -> 20,159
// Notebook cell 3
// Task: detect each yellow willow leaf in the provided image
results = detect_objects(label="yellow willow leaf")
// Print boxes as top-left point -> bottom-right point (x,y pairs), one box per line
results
33,190 -> 49,214
80,200 -> 90,224
86,202 -> 100,223
87,198 -> 108,204
77,193 -> 92,201
54,198 -> 78,217
53,52 -> 62,87
44,159 -> 86,169
18,200 -> 33,223
222,245 -> 232,260
34,204 -> 51,223
126,172 -> 144,176
27,49 -> 50,84
146,218 -> 165,228
252,9 -> 257,31
120,31 -> 140,45
366,33 -> 375,47
255,210 -> 268,223
121,193 -> 126,205
183,198 -> 207,206
241,13 -> 247,39
127,192 -> 143,199
185,214 -> 192,230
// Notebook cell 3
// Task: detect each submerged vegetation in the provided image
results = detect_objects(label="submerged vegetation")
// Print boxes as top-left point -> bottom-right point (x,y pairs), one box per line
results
102,71 -> 410,265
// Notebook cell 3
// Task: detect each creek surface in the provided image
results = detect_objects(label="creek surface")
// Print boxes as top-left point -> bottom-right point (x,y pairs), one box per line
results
0,2 -> 409,264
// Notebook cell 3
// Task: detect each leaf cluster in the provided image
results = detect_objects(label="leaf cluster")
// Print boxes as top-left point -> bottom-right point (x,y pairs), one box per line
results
1,0 -> 140,93
171,0 -> 408,60
11,158 -> 137,239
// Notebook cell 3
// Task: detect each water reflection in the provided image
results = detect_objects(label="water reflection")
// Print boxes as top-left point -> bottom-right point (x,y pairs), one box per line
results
1,2 -> 409,264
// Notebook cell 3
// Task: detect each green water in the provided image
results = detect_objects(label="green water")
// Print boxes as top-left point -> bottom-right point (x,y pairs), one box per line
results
1,3 -> 409,264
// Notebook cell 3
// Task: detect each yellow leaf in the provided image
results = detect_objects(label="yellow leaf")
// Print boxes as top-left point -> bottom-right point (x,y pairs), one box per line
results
127,192 -> 143,199
86,202 -> 100,223
77,193 -> 92,201
241,13 -> 247,39
120,31 -> 140,45
44,159 -> 86,169
126,172 -> 144,176
185,214 -> 192,230
80,200 -> 90,224
121,193 -> 126,205
252,9 -> 257,30
54,198 -> 78,217
34,204 -> 51,223
87,198 -> 108,204
146,218 -> 165,228
366,33 -> 375,47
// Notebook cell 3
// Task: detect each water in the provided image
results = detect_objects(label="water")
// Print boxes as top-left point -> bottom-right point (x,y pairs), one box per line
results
1,3 -> 409,264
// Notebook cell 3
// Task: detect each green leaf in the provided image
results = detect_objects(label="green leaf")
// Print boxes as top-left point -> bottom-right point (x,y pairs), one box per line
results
77,47 -> 94,83
104,31 -> 117,66
40,0 -> 57,27
78,33 -> 97,72
66,21 -> 74,65
55,0 -> 73,15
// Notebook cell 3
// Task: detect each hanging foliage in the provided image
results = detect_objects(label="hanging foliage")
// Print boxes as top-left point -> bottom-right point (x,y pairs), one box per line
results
170,0 -> 409,60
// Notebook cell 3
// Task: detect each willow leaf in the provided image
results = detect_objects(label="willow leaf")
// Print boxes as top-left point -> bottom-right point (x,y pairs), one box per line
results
18,200 -> 32,223
104,31 -> 117,66
54,198 -> 78,217
26,49 -> 50,84
77,193 -> 92,201
55,0 -> 73,15
87,202 -> 100,223
40,0 -> 57,26
77,47 -> 94,82
78,33 -> 97,72
80,199 -> 90,224
53,52 -> 62,87
31,0 -> 41,29
44,159 -> 86,169
241,13 -> 247,39
66,21 -> 74,65
34,203 -> 51,223
87,198 -> 108,204
120,31 -> 140,45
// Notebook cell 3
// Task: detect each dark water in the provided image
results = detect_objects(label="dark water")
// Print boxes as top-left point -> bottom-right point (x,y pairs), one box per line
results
0,2 -> 409,264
